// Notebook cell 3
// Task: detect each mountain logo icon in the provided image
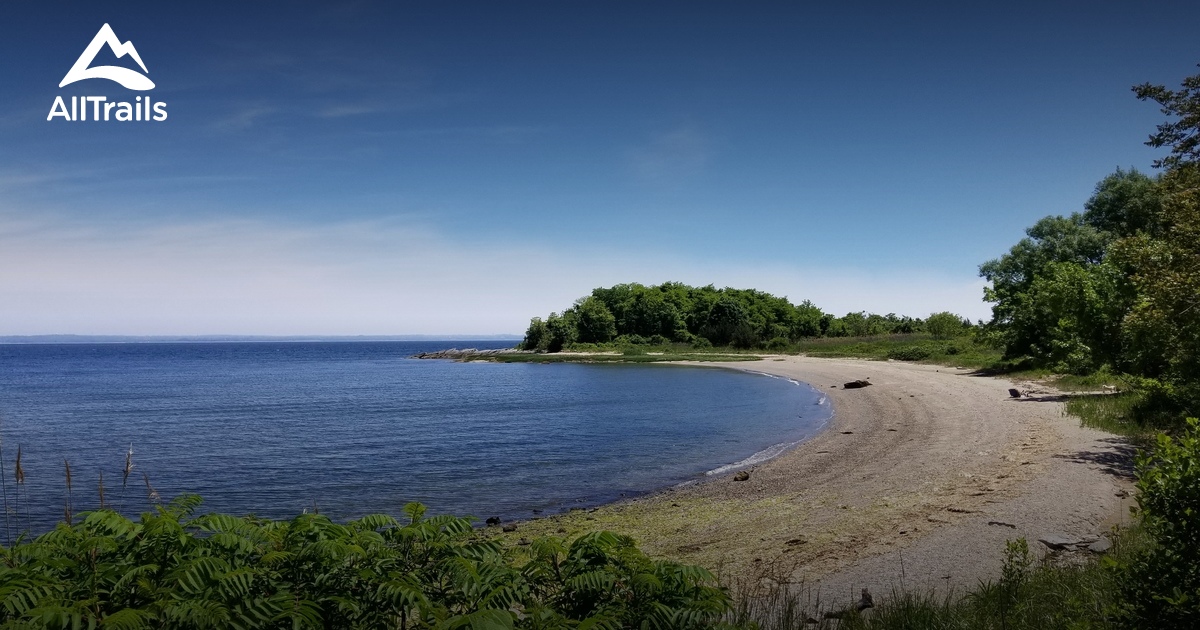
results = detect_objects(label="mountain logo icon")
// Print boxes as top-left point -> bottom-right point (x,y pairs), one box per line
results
59,23 -> 155,91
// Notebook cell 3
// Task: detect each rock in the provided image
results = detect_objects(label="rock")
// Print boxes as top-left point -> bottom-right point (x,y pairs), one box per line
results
733,470 -> 750,482
987,520 -> 1017,529
517,538 -> 530,546
844,379 -> 872,389
1087,537 -> 1113,553
485,516 -> 501,527
1038,532 -> 1081,549
502,523 -> 518,533
785,537 -> 808,546
412,348 -> 527,360
857,588 -> 874,611
823,589 -> 873,620
1009,388 -> 1022,398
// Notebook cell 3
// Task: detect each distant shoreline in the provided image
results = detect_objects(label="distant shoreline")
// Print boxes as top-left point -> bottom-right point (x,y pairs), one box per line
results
0,335 -> 523,345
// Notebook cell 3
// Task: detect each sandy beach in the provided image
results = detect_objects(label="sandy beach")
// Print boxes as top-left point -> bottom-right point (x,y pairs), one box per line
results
508,356 -> 1136,607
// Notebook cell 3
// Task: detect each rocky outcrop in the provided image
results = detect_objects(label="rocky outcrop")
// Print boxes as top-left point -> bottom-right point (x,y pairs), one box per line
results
412,348 -> 526,359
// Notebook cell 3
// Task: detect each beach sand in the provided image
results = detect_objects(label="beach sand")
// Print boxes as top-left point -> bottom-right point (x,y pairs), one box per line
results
504,356 -> 1136,607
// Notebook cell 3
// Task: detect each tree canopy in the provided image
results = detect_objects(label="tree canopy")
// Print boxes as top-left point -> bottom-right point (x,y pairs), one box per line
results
981,65 -> 1200,417
520,283 -> 969,352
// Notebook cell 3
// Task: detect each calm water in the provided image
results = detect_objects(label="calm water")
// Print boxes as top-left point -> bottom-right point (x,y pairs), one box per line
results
0,342 -> 830,535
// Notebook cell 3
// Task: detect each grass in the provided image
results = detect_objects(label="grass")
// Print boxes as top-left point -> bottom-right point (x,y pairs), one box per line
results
485,333 -> 1008,369
483,351 -> 761,363
1064,391 -> 1150,437
726,527 -> 1149,629
786,333 -> 1006,370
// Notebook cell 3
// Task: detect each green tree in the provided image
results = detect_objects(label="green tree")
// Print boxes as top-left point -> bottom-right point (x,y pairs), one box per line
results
520,317 -> 549,351
544,311 -> 578,353
926,311 -> 966,339
791,300 -> 824,338
1135,63 -> 1200,169
1082,167 -> 1163,237
980,214 -> 1111,305
701,297 -> 753,347
573,297 -> 618,344
1112,164 -> 1200,404
1003,262 -> 1127,373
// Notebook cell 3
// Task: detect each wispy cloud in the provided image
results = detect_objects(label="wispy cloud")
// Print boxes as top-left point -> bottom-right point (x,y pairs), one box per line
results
210,105 -> 278,131
629,127 -> 712,185
317,103 -> 382,118
0,210 -> 989,336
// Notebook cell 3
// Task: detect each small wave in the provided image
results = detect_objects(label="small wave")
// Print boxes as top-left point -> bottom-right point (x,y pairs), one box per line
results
747,370 -> 802,387
705,440 -> 800,476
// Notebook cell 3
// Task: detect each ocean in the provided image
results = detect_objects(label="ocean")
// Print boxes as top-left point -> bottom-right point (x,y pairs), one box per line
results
0,341 -> 830,537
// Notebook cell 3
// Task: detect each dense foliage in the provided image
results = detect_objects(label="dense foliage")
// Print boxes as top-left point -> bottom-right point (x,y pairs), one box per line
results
520,282 -> 968,352
1117,418 -> 1200,626
0,499 -> 730,629
981,65 -> 1200,422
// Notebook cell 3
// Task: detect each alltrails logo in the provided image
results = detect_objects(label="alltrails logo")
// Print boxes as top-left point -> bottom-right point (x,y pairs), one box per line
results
47,24 -> 168,122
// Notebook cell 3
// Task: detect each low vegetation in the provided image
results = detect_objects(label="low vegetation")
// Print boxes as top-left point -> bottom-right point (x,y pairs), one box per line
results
0,498 -> 731,629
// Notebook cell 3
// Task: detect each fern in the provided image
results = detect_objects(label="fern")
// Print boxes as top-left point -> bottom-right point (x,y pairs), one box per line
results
0,499 -> 731,629
101,607 -> 154,630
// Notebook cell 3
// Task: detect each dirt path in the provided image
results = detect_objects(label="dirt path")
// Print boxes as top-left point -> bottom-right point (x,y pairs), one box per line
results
508,357 -> 1136,608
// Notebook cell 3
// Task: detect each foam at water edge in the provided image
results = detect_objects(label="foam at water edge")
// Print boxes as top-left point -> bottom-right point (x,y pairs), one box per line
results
702,370 -> 832,476
704,414 -> 831,476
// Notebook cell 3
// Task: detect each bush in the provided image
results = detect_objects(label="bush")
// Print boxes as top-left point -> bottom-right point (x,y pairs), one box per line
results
0,498 -> 731,629
1118,418 -> 1200,626
765,337 -> 791,351
926,311 -> 966,339
615,334 -> 648,346
886,345 -> 933,361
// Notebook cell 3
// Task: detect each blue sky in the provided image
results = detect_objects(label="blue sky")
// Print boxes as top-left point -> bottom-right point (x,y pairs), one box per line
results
1,1 -> 1197,335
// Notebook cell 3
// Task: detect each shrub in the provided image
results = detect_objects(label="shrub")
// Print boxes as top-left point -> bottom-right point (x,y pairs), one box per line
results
886,345 -> 933,361
1118,418 -> 1200,626
0,498 -> 731,629
615,334 -> 648,346
765,337 -> 791,351
926,311 -> 966,339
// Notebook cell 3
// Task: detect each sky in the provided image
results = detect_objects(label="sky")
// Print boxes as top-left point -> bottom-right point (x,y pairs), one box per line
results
1,1 -> 1197,335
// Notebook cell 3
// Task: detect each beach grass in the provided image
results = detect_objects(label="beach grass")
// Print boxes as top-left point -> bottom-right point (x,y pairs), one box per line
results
724,526 -> 1147,629
484,351 -> 762,363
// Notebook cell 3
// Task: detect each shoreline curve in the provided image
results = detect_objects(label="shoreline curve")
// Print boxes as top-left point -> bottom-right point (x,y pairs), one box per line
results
498,355 -> 1136,604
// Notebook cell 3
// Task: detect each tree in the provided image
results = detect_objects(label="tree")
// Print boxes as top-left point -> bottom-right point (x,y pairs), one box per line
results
1135,64 -> 1200,169
980,208 -> 1117,365
573,297 -> 618,344
791,300 -> 824,338
980,214 -> 1110,303
1082,167 -> 1163,237
544,311 -> 578,353
701,297 -> 753,347
625,291 -> 683,338
1003,262 -> 1126,373
520,317 -> 549,351
1113,163 -> 1200,404
926,311 -> 966,339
